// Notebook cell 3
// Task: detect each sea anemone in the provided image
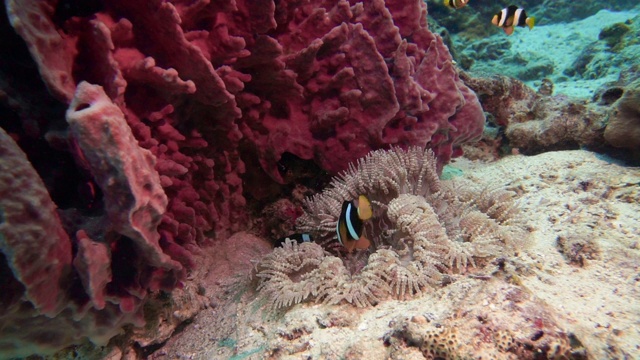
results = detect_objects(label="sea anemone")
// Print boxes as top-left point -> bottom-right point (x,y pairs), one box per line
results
255,146 -> 529,308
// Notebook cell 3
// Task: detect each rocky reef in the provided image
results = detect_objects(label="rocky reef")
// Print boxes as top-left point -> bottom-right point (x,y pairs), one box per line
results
0,0 -> 484,357
2,0 -> 639,357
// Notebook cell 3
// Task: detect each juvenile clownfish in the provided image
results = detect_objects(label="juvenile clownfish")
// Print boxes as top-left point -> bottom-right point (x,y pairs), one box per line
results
276,233 -> 313,247
491,5 -> 535,36
444,0 -> 469,10
336,195 -> 373,252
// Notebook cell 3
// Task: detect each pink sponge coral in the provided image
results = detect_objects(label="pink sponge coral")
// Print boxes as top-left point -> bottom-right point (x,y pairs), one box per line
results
1,0 -> 484,355
232,0 -> 485,180
66,81 -> 182,275
0,127 -> 146,357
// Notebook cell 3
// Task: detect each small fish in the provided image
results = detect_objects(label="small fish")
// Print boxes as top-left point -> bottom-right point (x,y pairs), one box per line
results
336,195 -> 373,252
276,233 -> 313,247
444,0 -> 469,9
491,5 -> 535,35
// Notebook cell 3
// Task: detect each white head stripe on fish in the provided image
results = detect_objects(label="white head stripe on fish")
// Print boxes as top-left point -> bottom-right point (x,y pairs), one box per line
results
345,203 -> 359,239
499,8 -> 508,27
514,8 -> 523,25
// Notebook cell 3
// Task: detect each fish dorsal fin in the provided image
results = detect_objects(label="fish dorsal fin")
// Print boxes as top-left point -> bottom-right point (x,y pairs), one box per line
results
356,195 -> 373,220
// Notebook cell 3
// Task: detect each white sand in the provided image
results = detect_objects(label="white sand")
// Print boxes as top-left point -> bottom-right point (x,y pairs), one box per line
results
467,8 -> 640,99
519,9 -> 636,98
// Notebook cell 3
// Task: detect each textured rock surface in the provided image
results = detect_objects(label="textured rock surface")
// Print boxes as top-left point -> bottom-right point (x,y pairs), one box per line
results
604,78 -> 640,154
505,95 -> 608,154
5,0 -> 77,102
0,127 -> 72,317
461,72 -> 611,157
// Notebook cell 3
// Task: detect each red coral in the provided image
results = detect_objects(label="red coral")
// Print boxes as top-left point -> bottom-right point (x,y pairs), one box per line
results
1,0 -> 484,355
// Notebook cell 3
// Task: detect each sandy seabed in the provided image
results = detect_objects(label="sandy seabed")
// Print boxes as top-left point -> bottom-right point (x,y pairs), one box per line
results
152,150 -> 640,360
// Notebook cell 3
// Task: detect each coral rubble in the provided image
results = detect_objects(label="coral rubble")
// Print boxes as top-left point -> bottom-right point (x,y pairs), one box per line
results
460,72 -> 612,158
255,147 -> 528,308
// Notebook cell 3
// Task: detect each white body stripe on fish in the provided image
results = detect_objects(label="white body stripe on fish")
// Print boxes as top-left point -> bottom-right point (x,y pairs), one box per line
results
514,8 -> 523,25
336,216 -> 343,245
345,203 -> 359,239
302,234 -> 311,242
499,8 -> 508,27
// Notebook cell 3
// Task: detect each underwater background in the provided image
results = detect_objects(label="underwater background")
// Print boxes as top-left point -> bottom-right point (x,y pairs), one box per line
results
0,0 -> 639,359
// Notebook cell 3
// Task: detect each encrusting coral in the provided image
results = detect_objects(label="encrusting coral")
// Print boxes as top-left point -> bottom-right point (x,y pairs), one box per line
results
255,147 -> 529,308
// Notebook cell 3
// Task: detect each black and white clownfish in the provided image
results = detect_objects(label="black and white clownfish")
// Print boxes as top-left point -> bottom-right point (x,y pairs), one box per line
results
444,0 -> 469,10
491,5 -> 535,36
276,233 -> 313,247
336,195 -> 373,252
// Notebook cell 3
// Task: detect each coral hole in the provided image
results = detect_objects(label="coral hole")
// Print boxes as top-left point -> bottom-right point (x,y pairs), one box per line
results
74,103 -> 91,112
600,87 -> 624,105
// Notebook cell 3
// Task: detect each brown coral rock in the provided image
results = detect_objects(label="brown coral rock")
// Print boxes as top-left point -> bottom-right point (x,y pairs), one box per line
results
556,235 -> 600,266
461,72 -> 609,155
461,72 -> 537,127
506,96 -> 608,154
604,78 -> 640,153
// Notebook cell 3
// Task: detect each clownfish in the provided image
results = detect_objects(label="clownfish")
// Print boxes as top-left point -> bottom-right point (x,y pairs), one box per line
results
276,233 -> 313,247
491,5 -> 535,36
336,195 -> 373,252
444,0 -> 469,10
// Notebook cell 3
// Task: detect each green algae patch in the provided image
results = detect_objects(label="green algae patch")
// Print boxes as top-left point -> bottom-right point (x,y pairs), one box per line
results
442,165 -> 464,180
